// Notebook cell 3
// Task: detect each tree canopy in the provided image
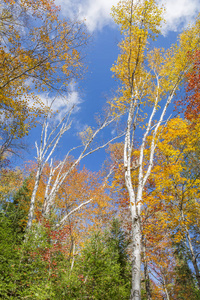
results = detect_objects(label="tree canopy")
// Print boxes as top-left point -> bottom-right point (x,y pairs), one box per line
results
0,0 -> 199,299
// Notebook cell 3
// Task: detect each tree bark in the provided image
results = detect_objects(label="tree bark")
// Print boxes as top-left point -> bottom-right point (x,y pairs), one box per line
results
161,272 -> 170,300
130,215 -> 141,300
142,238 -> 152,300
181,210 -> 200,289
26,165 -> 42,230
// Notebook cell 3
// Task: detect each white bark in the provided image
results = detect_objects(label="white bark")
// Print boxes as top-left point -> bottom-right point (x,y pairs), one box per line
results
174,188 -> 200,289
113,4 -> 199,297
26,106 -> 74,230
26,165 -> 42,230
124,72 -> 183,300
41,115 -> 123,219
55,166 -> 114,228
27,101 -> 122,230
70,242 -> 76,275
181,209 -> 200,289
161,272 -> 170,300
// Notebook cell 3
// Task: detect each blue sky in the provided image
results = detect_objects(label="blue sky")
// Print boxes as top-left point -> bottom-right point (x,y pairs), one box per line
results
22,0 -> 199,173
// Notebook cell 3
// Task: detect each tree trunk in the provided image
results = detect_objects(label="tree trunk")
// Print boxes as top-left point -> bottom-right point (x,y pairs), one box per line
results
142,238 -> 151,300
130,215 -> 141,300
181,210 -> 200,289
26,165 -> 42,230
161,272 -> 170,300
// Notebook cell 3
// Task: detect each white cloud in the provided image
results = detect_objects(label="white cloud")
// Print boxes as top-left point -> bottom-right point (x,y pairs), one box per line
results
28,81 -> 82,122
55,0 -> 199,33
160,0 -> 199,32
77,0 -> 117,31
55,0 -> 117,31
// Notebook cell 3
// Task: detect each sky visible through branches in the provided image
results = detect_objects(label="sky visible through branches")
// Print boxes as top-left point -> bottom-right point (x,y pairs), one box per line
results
20,0 -> 200,172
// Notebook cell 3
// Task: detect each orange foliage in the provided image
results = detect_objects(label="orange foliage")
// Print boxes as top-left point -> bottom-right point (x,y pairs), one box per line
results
0,0 -> 87,141
25,158 -> 113,248
109,117 -> 200,296
176,50 -> 200,121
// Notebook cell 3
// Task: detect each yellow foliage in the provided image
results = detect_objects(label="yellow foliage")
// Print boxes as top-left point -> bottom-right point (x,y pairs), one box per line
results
110,2 -> 199,115
79,126 -> 94,146
0,0 -> 88,142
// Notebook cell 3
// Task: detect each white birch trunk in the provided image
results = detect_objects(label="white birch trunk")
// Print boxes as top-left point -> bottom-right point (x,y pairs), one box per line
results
123,89 -> 142,299
41,116 -> 123,219
26,165 -> 42,230
27,101 -> 121,231
130,216 -> 141,300
161,272 -> 170,300
26,107 -> 73,230
181,209 -> 200,289
124,74 -> 180,299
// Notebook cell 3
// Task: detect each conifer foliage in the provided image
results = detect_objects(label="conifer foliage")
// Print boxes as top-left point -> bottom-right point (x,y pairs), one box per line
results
0,0 -> 200,299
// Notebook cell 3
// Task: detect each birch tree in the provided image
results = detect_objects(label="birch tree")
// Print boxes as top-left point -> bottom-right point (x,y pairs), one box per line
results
26,101 -> 123,231
0,0 -> 88,159
111,1 -> 200,299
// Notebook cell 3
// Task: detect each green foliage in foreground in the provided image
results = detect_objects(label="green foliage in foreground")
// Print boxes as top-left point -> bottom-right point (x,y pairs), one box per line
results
1,202 -> 200,300
0,214 -> 131,299
64,219 -> 131,299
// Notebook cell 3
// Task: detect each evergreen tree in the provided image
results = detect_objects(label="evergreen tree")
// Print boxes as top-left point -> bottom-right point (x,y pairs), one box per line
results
64,219 -> 131,299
